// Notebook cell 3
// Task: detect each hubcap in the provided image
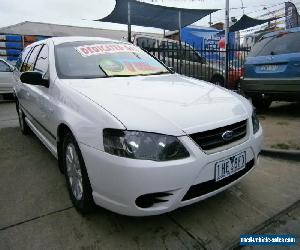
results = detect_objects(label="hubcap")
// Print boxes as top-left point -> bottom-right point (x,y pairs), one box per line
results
65,143 -> 83,200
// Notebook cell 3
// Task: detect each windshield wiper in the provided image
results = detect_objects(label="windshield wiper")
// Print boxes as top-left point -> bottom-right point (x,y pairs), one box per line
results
147,71 -> 171,76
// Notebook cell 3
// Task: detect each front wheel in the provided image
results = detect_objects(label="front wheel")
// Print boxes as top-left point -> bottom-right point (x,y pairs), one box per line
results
251,95 -> 272,111
62,133 -> 95,214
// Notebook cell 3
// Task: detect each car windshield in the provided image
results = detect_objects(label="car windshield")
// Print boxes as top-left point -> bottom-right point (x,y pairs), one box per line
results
55,41 -> 170,79
248,32 -> 300,57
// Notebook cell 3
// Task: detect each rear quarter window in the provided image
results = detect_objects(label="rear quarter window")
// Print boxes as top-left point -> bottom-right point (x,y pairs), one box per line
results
248,32 -> 300,57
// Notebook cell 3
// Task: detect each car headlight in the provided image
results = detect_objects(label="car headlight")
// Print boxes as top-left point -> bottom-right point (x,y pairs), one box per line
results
103,129 -> 190,161
252,109 -> 260,134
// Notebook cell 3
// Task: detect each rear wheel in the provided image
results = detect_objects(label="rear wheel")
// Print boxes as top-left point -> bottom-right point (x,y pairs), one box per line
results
211,75 -> 225,87
62,132 -> 95,214
251,95 -> 272,111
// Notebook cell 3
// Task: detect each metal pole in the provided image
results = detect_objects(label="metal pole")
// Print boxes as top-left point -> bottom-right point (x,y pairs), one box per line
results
225,0 -> 229,88
209,14 -> 212,27
178,10 -> 182,73
240,0 -> 245,15
178,10 -> 182,42
128,1 -> 132,42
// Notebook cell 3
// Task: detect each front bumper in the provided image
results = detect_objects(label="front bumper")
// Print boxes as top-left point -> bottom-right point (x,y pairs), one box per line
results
80,126 -> 263,216
241,78 -> 300,96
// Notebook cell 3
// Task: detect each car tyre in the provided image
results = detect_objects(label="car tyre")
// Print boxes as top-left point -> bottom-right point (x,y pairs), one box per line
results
211,75 -> 225,87
62,132 -> 95,214
3,93 -> 15,101
251,95 -> 272,111
17,104 -> 30,135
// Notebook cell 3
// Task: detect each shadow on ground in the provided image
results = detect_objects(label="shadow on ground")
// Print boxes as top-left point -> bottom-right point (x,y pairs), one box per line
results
259,102 -> 300,118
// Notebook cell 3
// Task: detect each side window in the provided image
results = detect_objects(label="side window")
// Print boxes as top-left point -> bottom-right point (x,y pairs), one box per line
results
189,50 -> 206,64
27,45 -> 42,71
22,45 -> 42,72
20,47 -> 33,72
182,46 -> 198,62
34,45 -> 49,74
137,37 -> 156,49
160,41 -> 179,59
15,55 -> 22,71
0,61 -> 11,72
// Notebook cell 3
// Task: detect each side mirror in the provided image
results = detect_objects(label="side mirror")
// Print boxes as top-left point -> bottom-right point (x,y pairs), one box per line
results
20,71 -> 49,87
9,66 -> 16,72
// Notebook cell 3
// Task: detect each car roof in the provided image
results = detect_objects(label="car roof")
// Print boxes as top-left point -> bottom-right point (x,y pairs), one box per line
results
134,35 -> 194,48
26,36 -> 126,48
261,27 -> 300,40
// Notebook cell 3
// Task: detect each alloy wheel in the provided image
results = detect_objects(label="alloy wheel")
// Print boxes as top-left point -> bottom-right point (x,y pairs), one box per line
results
65,143 -> 83,201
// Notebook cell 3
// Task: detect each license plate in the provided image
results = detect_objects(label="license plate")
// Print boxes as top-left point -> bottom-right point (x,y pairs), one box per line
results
260,65 -> 279,72
215,151 -> 246,182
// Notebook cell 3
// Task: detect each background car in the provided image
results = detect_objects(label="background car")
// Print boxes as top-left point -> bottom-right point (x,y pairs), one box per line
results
0,59 -> 15,100
211,59 -> 244,89
241,27 -> 300,110
134,35 -> 228,86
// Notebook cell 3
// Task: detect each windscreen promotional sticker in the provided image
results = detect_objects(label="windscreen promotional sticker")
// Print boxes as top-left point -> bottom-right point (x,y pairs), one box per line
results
98,58 -> 162,76
75,43 -> 141,57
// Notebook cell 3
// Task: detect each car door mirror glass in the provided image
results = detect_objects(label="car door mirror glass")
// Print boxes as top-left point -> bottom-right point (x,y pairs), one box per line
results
20,71 -> 49,87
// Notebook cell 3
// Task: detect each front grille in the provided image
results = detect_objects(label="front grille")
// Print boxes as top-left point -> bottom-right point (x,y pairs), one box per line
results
190,120 -> 247,151
182,159 -> 254,201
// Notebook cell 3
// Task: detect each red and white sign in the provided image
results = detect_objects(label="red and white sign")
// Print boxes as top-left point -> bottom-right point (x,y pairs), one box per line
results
75,43 -> 141,57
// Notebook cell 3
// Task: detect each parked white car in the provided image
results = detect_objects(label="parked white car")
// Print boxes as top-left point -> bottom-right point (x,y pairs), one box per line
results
0,59 -> 15,99
14,37 -> 262,216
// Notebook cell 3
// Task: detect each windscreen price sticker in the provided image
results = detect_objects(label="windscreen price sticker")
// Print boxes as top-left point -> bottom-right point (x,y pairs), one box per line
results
75,43 -> 141,57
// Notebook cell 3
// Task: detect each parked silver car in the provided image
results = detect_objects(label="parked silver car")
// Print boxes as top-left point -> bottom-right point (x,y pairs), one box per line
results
0,59 -> 15,100
133,35 -> 226,86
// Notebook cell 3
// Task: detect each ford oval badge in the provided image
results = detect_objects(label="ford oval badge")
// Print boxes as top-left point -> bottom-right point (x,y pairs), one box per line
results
222,130 -> 234,141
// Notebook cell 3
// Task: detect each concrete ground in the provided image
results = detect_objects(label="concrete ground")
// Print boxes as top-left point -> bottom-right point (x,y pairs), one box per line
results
259,102 -> 300,150
0,100 -> 18,129
0,100 -> 299,250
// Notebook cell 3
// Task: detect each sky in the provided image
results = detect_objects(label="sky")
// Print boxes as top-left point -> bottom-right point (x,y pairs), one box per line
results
0,0 -> 297,34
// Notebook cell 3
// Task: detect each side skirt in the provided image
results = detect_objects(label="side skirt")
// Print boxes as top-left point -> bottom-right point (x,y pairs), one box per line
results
25,117 -> 58,159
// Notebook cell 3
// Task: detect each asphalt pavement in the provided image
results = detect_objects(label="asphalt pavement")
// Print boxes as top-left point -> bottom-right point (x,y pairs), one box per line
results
0,101 -> 299,250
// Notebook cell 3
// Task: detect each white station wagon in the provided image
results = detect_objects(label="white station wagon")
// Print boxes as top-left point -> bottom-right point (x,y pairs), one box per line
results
14,37 -> 262,216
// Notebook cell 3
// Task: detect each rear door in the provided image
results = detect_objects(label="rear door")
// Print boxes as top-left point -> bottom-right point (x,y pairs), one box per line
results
245,32 -> 300,79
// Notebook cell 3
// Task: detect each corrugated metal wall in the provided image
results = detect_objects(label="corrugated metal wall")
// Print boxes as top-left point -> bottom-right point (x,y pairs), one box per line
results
0,34 -> 48,65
